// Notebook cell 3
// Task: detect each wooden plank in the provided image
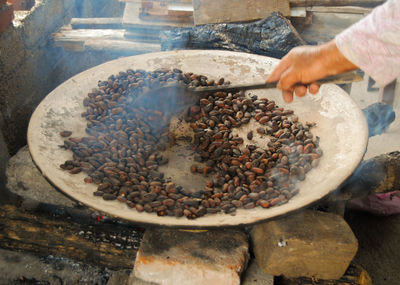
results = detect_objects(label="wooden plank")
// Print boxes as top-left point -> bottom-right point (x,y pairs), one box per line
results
290,0 -> 384,8
52,26 -> 161,53
307,6 -> 373,14
192,0 -> 290,25
138,11 -> 193,23
290,7 -> 307,17
53,28 -> 126,41
52,27 -> 126,51
0,205 -> 141,269
84,39 -> 161,53
71,18 -> 123,29
122,0 -> 384,7
123,2 -> 193,28
295,12 -> 364,44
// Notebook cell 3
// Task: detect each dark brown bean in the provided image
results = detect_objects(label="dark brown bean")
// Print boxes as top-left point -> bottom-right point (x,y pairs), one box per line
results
103,193 -> 117,201
60,131 -> 72,137
60,68 -> 322,220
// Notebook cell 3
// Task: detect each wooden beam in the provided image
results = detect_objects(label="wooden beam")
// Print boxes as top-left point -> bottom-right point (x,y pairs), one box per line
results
192,0 -> 291,25
52,26 -> 161,53
71,18 -> 123,29
84,39 -> 161,53
0,205 -> 141,269
290,0 -> 384,8
307,6 -> 373,14
123,2 -> 193,28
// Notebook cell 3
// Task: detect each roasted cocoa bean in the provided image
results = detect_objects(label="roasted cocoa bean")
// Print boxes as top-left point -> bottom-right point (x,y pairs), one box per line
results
60,68 -> 322,220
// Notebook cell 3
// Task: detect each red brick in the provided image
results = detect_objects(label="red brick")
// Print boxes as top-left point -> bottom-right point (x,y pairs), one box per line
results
0,4 -> 13,34
133,228 -> 249,285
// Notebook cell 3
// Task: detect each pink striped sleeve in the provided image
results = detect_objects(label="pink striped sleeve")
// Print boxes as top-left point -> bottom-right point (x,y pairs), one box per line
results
335,0 -> 400,86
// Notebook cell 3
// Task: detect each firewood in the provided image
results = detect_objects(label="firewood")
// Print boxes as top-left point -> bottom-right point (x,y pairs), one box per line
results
0,205 -> 142,269
341,151 -> 400,199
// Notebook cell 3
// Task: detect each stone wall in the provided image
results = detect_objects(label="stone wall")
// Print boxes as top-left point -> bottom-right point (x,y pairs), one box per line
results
0,0 -> 124,192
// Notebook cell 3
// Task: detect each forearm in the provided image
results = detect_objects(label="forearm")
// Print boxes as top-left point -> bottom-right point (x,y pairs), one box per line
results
318,40 -> 358,77
335,0 -> 400,86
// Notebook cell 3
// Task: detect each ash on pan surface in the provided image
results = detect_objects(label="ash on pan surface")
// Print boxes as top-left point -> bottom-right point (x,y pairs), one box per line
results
59,68 -> 322,220
160,13 -> 306,59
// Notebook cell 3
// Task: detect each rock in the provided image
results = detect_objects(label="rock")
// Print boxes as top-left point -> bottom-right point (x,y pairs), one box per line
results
251,210 -> 358,280
6,145 -> 77,208
133,228 -> 249,285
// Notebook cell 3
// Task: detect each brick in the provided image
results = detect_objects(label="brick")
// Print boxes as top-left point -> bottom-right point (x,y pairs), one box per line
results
251,210 -> 358,280
0,3 -> 13,34
133,228 -> 249,285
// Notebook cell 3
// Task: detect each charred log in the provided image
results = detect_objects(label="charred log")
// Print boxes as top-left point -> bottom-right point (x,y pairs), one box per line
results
275,262 -> 372,285
341,151 -> 400,199
161,13 -> 306,59
0,205 -> 142,269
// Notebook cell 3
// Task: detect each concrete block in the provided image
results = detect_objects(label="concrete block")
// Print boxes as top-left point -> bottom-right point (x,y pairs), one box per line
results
251,210 -> 358,280
133,228 -> 249,285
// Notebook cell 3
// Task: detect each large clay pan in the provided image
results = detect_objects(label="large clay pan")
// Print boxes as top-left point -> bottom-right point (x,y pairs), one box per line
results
27,50 -> 368,227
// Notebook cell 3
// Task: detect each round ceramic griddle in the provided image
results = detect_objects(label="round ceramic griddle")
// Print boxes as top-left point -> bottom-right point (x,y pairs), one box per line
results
27,50 -> 368,227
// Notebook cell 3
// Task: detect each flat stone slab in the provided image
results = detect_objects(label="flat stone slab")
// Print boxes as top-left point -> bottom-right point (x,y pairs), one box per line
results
133,228 -> 249,285
251,210 -> 358,280
6,145 -> 77,208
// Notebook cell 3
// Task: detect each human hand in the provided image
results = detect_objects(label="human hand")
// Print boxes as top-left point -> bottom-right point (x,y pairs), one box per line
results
266,39 -> 357,103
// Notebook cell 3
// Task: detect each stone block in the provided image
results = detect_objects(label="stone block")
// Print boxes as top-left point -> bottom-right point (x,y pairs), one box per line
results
6,145 -> 77,208
0,3 -> 14,33
251,210 -> 358,280
133,228 -> 249,285
242,260 -> 274,285
22,0 -> 75,49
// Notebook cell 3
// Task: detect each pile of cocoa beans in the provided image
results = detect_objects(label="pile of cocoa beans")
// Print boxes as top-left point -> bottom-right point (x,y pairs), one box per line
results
59,68 -> 322,219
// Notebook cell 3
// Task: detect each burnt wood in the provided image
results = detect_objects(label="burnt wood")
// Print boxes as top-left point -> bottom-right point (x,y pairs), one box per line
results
160,13 -> 306,59
341,151 -> 400,198
0,205 -> 142,269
